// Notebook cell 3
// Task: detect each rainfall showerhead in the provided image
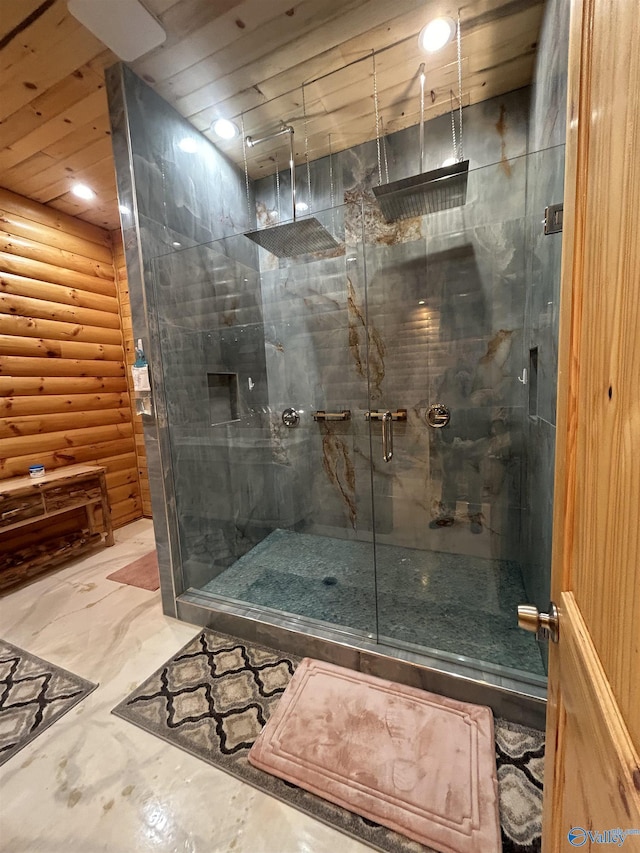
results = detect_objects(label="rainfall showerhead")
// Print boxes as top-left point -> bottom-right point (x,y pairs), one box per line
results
372,26 -> 469,224
243,124 -> 340,258
373,160 -> 469,223
245,217 -> 339,258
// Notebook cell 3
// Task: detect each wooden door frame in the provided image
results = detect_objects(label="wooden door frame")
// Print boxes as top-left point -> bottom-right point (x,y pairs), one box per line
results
543,0 -> 640,844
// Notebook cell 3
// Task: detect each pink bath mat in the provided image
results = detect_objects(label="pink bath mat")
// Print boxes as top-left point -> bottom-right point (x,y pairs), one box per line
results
106,551 -> 159,591
248,658 -> 501,853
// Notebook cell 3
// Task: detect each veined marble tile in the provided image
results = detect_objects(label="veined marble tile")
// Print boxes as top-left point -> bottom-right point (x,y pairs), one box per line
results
0,520 -> 371,853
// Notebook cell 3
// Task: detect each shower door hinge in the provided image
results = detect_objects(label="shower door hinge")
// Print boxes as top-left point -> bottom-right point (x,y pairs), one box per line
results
544,203 -> 563,235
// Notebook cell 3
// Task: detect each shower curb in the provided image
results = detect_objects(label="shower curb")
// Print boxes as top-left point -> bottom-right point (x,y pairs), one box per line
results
177,591 -> 547,731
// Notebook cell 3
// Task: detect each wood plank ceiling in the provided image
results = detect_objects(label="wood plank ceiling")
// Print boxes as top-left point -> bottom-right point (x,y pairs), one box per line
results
0,0 -> 544,232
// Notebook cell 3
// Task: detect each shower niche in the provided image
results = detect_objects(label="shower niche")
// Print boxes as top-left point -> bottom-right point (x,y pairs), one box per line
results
207,372 -> 240,426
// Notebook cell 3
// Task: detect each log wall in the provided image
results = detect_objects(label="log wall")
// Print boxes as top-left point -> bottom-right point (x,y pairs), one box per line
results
0,186 -> 144,528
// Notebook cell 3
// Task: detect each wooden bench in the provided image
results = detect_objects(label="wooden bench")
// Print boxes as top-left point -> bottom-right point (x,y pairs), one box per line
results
0,464 -> 114,591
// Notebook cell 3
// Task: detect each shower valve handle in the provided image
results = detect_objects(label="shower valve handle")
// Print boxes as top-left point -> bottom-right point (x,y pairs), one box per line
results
427,403 -> 450,428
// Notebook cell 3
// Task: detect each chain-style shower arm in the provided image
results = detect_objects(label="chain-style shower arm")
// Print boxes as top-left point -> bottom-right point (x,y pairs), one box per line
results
372,49 -> 383,186
246,124 -> 298,222
457,7 -> 463,161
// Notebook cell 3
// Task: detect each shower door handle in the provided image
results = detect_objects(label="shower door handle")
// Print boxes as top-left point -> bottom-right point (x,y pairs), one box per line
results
365,409 -> 400,463
381,410 -> 393,463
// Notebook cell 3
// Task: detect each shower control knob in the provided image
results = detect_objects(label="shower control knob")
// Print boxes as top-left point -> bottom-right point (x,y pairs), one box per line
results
282,407 -> 300,428
517,602 -> 559,643
427,403 -> 450,428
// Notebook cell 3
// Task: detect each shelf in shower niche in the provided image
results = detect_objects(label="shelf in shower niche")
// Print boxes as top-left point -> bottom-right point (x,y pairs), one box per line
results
207,372 -> 239,425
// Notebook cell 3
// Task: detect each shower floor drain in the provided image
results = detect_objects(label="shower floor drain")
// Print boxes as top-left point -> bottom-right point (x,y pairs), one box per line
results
322,576 -> 338,586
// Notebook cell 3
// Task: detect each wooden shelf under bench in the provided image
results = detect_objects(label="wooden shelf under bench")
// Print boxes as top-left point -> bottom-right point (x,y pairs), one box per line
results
0,464 -> 114,591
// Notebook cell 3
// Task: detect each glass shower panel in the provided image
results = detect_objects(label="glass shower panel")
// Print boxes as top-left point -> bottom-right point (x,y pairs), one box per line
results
151,233 -> 273,591
365,154 -> 547,677
152,204 -> 379,638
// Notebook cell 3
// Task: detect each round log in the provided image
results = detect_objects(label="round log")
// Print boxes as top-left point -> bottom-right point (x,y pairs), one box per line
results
0,435 -> 138,479
0,422 -> 134,460
0,376 -> 128,396
0,271 -> 119,313
99,452 -> 139,474
105,468 -> 139,489
0,313 -> 122,345
0,189 -> 111,251
0,408 -> 132,439
0,355 -> 125,377
0,253 -> 116,298
0,293 -> 121,329
109,482 -> 141,505
0,393 -> 128,417
111,497 -> 143,527
0,333 -> 124,361
0,209 -> 113,264
0,228 -> 115,280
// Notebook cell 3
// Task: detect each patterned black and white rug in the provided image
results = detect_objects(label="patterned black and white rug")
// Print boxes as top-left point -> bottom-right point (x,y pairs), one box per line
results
0,640 -> 97,767
113,629 -> 544,853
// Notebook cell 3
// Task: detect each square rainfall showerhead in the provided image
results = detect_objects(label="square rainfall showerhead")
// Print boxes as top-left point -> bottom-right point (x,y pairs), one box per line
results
245,218 -> 340,258
373,160 -> 469,223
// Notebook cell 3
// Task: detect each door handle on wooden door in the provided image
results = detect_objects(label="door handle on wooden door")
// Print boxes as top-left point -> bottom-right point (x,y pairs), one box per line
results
517,602 -> 559,642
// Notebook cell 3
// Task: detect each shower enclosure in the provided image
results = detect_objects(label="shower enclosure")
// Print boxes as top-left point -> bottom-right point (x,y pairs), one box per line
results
147,146 -> 563,693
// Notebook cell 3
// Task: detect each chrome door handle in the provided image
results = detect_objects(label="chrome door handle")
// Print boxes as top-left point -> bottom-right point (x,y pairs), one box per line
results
517,602 -> 559,643
382,410 -> 393,462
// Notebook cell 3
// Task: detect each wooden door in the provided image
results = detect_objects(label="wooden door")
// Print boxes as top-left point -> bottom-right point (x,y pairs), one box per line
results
543,0 -> 640,847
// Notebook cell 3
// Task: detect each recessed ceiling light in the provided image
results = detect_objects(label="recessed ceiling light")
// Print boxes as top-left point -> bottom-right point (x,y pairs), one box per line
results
178,137 -> 198,153
172,241 -> 182,247
442,157 -> 457,167
418,300 -> 426,305
419,17 -> 456,53
212,118 -> 239,140
67,0 -> 166,62
71,183 -> 95,200
118,204 -> 130,215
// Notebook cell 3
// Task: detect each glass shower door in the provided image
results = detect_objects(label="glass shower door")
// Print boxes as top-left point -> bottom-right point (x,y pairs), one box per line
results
364,156 -> 547,677
152,203 -> 380,639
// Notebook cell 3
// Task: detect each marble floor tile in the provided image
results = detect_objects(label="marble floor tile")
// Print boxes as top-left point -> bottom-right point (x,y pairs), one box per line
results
0,519 -> 370,853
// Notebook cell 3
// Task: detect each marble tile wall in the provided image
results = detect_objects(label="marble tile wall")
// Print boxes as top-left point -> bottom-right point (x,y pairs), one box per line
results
521,0 -> 570,612
255,89 -> 532,564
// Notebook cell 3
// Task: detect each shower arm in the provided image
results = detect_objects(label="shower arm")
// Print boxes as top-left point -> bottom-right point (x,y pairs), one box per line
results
246,125 -> 297,222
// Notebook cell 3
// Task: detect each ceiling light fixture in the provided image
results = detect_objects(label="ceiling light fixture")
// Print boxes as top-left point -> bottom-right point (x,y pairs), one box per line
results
212,118 -> 239,140
71,183 -> 95,200
418,16 -> 456,53
178,137 -> 198,153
